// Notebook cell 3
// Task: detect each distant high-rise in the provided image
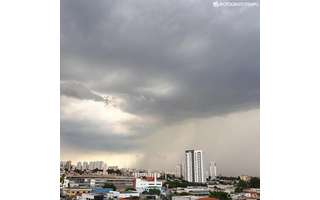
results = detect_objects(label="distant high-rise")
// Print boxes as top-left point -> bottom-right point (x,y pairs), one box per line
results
194,150 -> 204,183
175,164 -> 183,178
65,160 -> 72,170
89,161 -> 94,170
60,161 -> 67,169
94,161 -> 104,170
76,162 -> 82,170
185,150 -> 194,182
185,150 -> 204,183
83,162 -> 89,170
88,161 -> 105,170
181,162 -> 185,179
209,161 -> 217,179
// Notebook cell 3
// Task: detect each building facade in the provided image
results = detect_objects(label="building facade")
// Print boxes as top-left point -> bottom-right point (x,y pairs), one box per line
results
134,176 -> 162,193
76,162 -> 82,170
185,150 -> 204,183
185,150 -> 194,182
209,161 -> 217,179
175,164 -> 183,178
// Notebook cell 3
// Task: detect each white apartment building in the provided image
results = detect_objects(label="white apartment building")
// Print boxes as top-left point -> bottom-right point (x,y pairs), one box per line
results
185,150 -> 204,183
60,161 -> 67,168
133,172 -> 161,178
185,150 -> 194,182
88,161 -> 105,170
134,176 -> 162,193
194,150 -> 204,183
89,162 -> 94,170
209,161 -> 217,179
119,192 -> 140,199
83,162 -> 89,170
175,164 -> 183,178
76,162 -> 82,170
104,191 -> 140,199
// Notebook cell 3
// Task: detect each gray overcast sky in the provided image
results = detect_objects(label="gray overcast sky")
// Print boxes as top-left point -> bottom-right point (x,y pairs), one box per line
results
61,0 -> 260,176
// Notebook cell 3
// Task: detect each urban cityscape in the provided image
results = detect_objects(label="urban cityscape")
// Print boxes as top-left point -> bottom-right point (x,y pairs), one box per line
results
60,149 -> 260,200
61,1 -> 260,200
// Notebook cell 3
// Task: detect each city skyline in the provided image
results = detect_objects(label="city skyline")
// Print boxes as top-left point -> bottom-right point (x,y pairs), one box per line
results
61,143 -> 258,176
61,150 -> 209,178
60,149 -> 246,179
61,0 -> 259,177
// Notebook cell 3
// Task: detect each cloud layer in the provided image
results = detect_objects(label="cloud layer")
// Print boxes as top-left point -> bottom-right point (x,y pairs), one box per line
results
61,0 -> 260,176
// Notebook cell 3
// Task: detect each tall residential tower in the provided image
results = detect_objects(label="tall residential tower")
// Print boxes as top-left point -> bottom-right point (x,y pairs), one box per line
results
209,161 -> 217,179
185,150 -> 204,183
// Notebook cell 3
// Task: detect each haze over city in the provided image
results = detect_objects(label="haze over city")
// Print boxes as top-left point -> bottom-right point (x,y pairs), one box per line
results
61,0 -> 259,176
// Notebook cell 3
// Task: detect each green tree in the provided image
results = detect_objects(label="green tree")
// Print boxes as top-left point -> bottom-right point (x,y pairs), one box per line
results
142,189 -> 161,195
107,169 -> 122,175
235,186 -> 243,193
249,177 -> 260,188
238,180 -> 249,187
164,179 -> 206,188
103,183 -> 117,191
209,191 -> 231,200
60,174 -> 65,184
74,169 -> 84,174
92,168 -> 103,173
235,180 -> 248,193
176,192 -> 190,196
125,187 -> 136,191
235,177 -> 260,193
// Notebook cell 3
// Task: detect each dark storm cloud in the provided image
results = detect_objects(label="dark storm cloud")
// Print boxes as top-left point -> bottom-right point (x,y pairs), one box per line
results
61,81 -> 104,101
61,0 -> 260,174
61,0 -> 259,121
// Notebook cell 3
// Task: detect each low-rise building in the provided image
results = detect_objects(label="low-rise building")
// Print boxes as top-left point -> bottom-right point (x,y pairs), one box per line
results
198,198 -> 219,200
91,188 -> 113,194
106,191 -> 120,199
66,175 -> 135,191
172,196 -> 211,200
134,176 -> 162,193
184,187 -> 209,196
63,187 -> 92,198
239,175 -> 252,182
242,188 -> 260,200
133,172 -> 161,178
208,184 -> 235,194
231,188 -> 260,200
77,193 -> 104,200
119,191 -> 140,199
173,187 -> 209,196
